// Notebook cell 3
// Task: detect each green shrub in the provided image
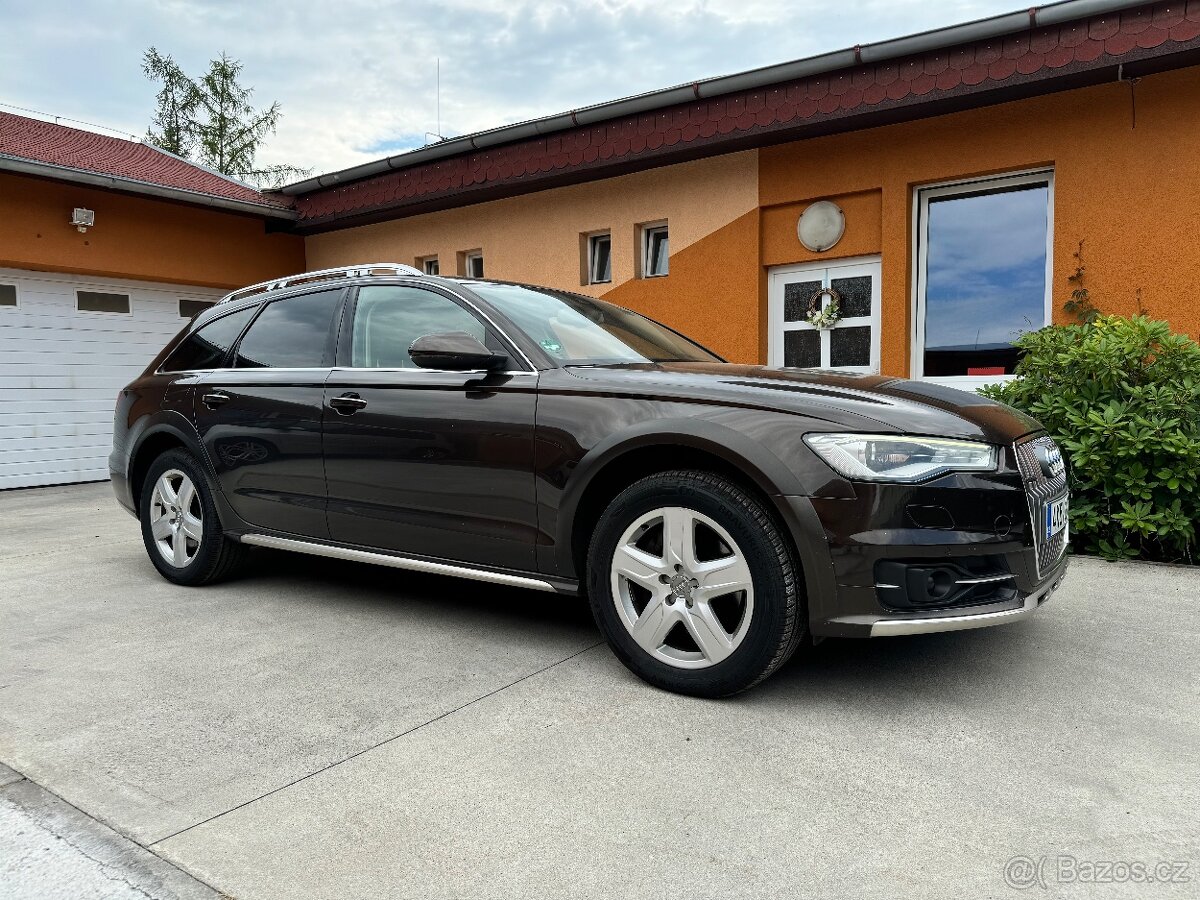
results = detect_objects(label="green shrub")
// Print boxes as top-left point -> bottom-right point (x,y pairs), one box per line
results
980,315 -> 1200,563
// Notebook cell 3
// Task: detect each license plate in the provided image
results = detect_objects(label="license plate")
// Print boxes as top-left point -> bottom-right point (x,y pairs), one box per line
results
1045,495 -> 1069,542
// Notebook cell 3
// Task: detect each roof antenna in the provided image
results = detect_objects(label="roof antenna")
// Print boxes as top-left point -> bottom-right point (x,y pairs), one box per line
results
425,58 -> 444,145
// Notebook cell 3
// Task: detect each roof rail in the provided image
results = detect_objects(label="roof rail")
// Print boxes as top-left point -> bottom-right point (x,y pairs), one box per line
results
217,262 -> 424,304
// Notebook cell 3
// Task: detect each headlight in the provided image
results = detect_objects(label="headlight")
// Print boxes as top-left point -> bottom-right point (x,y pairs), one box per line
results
803,433 -> 998,483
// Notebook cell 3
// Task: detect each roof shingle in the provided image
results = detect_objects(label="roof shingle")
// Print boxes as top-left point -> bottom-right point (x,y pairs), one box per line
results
0,111 -> 290,210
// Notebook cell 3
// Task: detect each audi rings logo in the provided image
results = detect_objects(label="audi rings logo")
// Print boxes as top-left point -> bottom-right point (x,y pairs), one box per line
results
1034,443 -> 1065,479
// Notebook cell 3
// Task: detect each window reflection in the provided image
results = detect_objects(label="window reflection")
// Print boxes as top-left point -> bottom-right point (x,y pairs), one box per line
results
922,183 -> 1049,377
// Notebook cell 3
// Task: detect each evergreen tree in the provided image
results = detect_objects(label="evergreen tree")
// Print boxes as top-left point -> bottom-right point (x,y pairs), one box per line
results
143,49 -> 310,188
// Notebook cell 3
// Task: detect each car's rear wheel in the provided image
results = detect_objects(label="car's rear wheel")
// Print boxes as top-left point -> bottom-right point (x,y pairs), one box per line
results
139,449 -> 247,586
588,470 -> 806,697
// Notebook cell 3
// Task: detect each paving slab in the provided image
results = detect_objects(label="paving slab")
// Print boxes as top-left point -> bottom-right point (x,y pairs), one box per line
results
155,559 -> 1200,900
0,483 -> 598,845
3,484 -> 1198,899
1,776 -> 221,900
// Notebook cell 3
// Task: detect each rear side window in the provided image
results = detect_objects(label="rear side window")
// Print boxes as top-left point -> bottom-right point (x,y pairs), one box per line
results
350,285 -> 497,368
160,306 -> 256,372
235,290 -> 342,368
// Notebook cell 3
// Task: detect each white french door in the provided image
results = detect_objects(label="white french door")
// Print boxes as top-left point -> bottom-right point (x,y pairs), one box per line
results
767,256 -> 881,373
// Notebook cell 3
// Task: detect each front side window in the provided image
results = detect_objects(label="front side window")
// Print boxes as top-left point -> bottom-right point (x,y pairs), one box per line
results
350,285 -> 495,368
234,289 -> 342,368
643,224 -> 668,277
916,172 -> 1052,379
161,306 -> 256,372
588,233 -> 612,285
469,282 -> 719,365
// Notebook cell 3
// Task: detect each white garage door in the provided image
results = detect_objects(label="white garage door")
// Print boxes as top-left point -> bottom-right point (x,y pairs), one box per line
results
0,268 -> 223,490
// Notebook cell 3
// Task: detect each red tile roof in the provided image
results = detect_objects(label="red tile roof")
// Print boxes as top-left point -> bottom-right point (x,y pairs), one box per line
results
294,0 -> 1200,229
0,111 -> 291,210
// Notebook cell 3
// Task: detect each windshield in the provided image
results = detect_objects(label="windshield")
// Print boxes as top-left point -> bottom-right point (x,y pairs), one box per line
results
465,282 -> 721,365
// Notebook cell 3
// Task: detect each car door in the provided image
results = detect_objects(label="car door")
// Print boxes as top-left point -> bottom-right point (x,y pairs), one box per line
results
322,282 -> 539,572
194,288 -> 345,538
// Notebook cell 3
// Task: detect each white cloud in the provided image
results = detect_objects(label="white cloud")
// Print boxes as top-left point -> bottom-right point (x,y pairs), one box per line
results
2,0 -> 1020,176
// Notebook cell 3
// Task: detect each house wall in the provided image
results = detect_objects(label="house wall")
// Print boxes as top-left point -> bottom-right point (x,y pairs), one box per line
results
305,65 -> 1200,374
0,173 -> 305,289
305,152 -> 762,362
759,65 -> 1200,375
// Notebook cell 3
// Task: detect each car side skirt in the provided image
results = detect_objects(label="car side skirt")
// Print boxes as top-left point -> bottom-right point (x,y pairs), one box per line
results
238,533 -> 574,594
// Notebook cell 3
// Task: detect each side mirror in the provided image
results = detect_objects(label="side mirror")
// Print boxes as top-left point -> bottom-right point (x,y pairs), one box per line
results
409,331 -> 507,371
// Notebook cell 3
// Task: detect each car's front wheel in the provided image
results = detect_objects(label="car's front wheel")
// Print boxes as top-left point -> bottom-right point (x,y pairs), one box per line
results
139,449 -> 247,586
588,470 -> 806,697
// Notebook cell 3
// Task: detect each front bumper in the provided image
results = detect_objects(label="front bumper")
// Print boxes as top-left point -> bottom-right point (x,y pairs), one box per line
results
836,557 -> 1068,636
786,445 -> 1070,639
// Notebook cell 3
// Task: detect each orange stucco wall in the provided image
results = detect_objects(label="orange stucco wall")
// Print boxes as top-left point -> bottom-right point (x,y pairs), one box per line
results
0,173 -> 304,289
759,65 -> 1200,375
302,64 -> 1200,375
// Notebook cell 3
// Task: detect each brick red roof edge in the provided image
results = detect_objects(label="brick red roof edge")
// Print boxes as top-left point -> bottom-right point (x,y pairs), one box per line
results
295,1 -> 1200,228
0,111 -> 292,211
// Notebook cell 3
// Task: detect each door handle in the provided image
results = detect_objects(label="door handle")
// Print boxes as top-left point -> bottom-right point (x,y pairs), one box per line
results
329,392 -> 368,415
201,391 -> 231,408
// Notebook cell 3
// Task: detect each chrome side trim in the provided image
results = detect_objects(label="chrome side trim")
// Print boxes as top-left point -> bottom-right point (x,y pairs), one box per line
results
956,573 -> 1016,585
868,576 -> 1060,637
239,533 -> 557,592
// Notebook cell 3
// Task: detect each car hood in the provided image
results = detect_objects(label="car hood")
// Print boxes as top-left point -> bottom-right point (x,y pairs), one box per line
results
563,363 -> 1043,444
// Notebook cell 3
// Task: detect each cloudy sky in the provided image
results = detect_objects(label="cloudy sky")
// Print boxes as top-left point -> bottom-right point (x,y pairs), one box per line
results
4,0 -> 1021,179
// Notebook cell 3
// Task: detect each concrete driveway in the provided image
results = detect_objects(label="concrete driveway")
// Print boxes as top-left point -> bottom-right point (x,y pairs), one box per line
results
2,482 -> 1197,899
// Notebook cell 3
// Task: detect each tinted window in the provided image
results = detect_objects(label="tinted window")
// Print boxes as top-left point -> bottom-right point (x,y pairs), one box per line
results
351,286 -> 495,368
921,182 -> 1050,377
467,282 -> 719,365
161,306 -> 256,372
0,284 -> 16,306
78,291 -> 130,313
179,298 -> 215,318
235,290 -> 342,368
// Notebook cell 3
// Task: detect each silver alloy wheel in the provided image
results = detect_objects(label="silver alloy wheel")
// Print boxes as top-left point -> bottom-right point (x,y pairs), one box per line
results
610,506 -> 755,670
149,469 -> 203,568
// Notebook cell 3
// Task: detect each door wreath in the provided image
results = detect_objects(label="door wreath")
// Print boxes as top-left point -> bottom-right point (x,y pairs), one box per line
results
804,286 -> 842,330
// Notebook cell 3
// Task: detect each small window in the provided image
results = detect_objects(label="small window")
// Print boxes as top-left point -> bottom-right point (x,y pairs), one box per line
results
77,290 -> 130,313
915,171 -> 1053,380
420,257 -> 440,276
587,233 -> 612,285
234,289 -> 342,369
350,285 -> 498,368
0,284 -> 16,307
643,224 -> 669,278
463,251 -> 484,278
179,298 -> 215,318
161,306 -> 256,372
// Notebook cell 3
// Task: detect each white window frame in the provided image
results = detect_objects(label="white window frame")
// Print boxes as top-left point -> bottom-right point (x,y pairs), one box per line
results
464,251 -> 484,279
911,168 -> 1055,389
587,232 -> 612,285
642,223 -> 669,278
421,256 -> 440,276
767,255 -> 881,374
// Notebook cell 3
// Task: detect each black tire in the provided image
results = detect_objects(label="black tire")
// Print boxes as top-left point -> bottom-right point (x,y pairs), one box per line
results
138,448 -> 248,586
587,470 -> 806,697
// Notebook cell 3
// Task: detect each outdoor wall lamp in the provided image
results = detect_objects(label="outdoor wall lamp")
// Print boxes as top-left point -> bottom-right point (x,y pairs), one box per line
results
71,207 -> 95,233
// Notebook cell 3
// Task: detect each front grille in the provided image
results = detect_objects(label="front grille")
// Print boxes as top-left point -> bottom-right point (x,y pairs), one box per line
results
1014,435 -> 1069,577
